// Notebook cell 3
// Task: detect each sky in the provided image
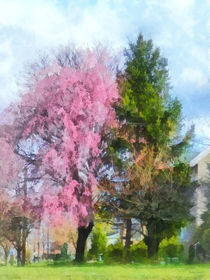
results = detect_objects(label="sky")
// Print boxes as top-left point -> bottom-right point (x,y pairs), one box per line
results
0,0 -> 209,150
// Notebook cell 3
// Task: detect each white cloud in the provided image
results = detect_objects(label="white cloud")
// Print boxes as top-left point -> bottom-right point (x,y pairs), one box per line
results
0,40 -> 13,74
0,0 -> 209,140
0,0 -> 138,110
182,68 -> 209,89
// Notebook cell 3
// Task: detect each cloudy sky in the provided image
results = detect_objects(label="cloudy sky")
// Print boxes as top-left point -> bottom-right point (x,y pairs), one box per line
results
0,0 -> 209,148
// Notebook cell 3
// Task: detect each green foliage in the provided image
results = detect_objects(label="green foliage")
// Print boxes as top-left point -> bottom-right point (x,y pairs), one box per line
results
100,33 -> 195,260
9,254 -> 14,266
88,223 -> 107,260
104,240 -> 148,264
201,229 -> 210,253
118,33 -> 182,150
128,241 -> 148,262
159,236 -> 184,259
60,243 -> 68,259
194,203 -> 210,256
142,162 -> 194,257
52,242 -> 71,264
26,249 -> 31,264
104,240 -> 125,263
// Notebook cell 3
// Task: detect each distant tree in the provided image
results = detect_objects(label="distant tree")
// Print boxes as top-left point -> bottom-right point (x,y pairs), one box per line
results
0,188 -> 39,266
61,242 -> 68,259
0,120 -> 43,266
0,199 -> 11,265
50,217 -> 77,254
0,239 -> 10,265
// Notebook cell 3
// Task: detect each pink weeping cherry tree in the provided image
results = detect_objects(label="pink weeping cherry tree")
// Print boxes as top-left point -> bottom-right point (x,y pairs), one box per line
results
11,48 -> 119,262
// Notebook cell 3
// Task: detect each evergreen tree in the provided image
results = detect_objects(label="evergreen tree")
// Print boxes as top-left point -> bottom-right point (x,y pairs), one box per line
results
101,33 -> 195,257
61,243 -> 68,259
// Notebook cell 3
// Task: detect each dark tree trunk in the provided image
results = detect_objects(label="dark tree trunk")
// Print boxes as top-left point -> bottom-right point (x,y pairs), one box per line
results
37,241 -> 40,262
17,248 -> 22,266
21,239 -> 26,266
125,218 -> 132,249
75,221 -> 94,263
144,222 -> 160,258
146,237 -> 160,258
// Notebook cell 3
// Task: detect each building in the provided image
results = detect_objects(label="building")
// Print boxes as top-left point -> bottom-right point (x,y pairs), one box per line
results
180,146 -> 210,244
190,146 -> 210,227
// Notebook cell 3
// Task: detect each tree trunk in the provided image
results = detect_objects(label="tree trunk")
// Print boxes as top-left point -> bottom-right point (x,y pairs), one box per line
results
37,241 -> 40,262
75,221 -> 94,263
125,218 -> 132,249
21,239 -> 26,266
144,222 -> 160,258
1,243 -> 10,266
37,225 -> 40,262
146,237 -> 160,258
47,228 -> 50,258
4,251 -> 9,266
17,248 -> 22,266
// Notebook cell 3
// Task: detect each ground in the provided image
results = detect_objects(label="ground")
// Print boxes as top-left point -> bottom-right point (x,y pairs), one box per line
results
0,263 -> 209,280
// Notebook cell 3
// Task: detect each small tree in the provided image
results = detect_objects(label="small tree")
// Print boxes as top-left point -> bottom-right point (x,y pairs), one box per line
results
60,242 -> 68,259
0,239 -> 10,265
88,223 -> 107,260
0,129 -> 43,266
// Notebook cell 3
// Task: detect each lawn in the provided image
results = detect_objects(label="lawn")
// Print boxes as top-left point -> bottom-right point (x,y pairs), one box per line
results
0,263 -> 210,280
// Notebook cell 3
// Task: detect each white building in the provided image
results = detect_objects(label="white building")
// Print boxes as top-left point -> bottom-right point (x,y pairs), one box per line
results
190,146 -> 210,227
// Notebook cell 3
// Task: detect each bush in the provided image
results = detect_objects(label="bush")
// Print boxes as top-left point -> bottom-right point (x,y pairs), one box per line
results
61,243 -> 68,259
158,236 -> 184,261
9,254 -> 14,266
104,240 -> 126,263
52,243 -> 71,264
202,229 -> 210,253
128,241 -> 147,262
26,249 -> 31,264
88,223 -> 107,261
52,253 -> 62,262
193,216 -> 210,260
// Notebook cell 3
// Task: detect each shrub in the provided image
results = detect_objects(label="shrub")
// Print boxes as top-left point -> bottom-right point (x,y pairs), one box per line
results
9,254 -> 14,266
88,223 -> 107,260
104,240 -> 125,263
128,241 -> 147,262
26,249 -> 31,264
159,236 -> 184,261
201,228 -> 210,254
52,243 -> 71,264
61,243 -> 68,259
52,254 -> 61,262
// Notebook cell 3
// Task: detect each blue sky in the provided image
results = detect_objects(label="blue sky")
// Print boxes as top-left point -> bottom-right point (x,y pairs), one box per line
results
0,0 -> 209,147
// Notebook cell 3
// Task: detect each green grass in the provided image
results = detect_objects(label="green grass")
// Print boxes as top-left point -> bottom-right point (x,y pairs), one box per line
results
0,263 -> 210,280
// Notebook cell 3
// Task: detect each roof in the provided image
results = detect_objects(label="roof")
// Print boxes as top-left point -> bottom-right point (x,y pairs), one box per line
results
190,146 -> 210,167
